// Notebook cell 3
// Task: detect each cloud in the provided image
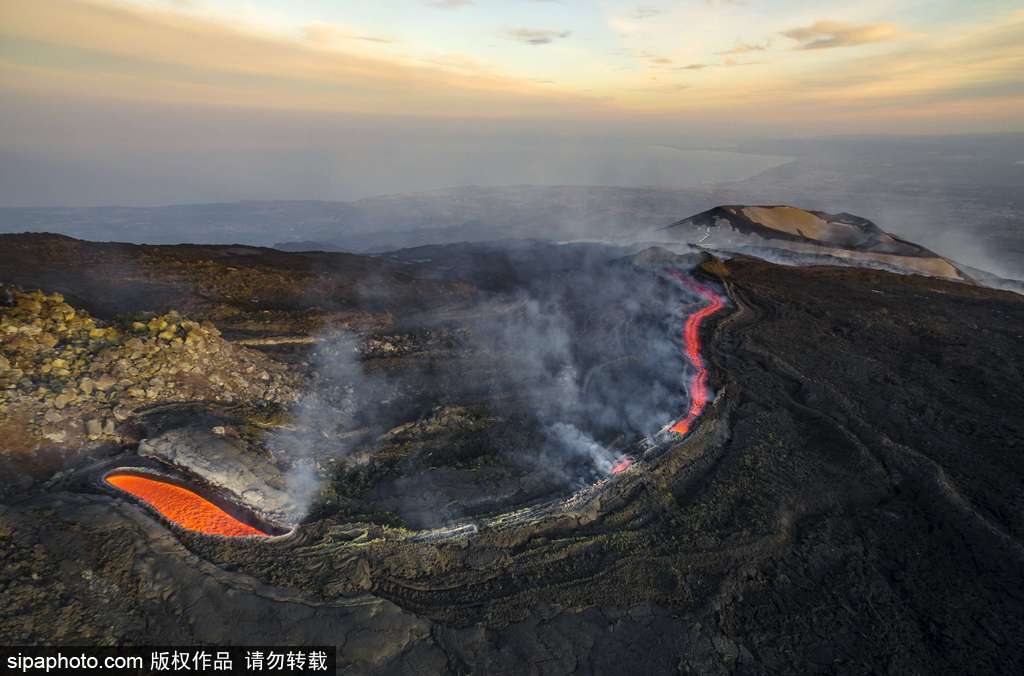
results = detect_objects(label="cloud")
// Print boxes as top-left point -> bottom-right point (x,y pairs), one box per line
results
782,20 -> 907,50
632,83 -> 689,93
303,22 -> 396,46
675,59 -> 757,71
721,57 -> 759,67
3,0 -> 1022,133
632,6 -> 661,20
0,0 -> 595,117
717,41 -> 769,56
505,27 -> 572,45
425,0 -> 473,8
785,12 -> 1024,108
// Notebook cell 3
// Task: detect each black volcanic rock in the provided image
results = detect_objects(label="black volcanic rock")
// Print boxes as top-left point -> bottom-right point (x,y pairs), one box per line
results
1,233 -> 1023,673
0,232 -> 475,337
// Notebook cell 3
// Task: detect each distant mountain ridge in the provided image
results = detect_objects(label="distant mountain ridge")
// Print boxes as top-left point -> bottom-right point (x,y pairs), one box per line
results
3,194 -> 1021,291
663,205 -> 935,255
648,204 -> 971,282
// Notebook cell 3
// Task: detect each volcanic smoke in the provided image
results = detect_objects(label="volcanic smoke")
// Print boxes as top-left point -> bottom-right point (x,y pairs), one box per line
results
106,472 -> 270,537
611,271 -> 725,475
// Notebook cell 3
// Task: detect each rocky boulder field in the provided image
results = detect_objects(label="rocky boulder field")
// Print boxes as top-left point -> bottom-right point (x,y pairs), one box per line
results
0,287 -> 298,466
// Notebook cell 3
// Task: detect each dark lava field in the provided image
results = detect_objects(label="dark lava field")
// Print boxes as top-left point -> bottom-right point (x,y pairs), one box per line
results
1,231 -> 1023,674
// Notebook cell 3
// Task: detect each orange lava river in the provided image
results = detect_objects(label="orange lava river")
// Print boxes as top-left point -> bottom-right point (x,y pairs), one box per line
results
106,473 -> 270,537
611,271 -> 725,475
667,270 -> 726,437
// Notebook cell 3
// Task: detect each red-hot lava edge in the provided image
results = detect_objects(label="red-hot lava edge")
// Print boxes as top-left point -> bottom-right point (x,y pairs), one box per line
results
612,270 -> 726,475
105,472 -> 272,537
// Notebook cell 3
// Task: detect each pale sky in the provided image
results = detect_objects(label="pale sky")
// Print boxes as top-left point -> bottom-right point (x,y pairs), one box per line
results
2,0 -> 1022,124
0,1 -> 1022,205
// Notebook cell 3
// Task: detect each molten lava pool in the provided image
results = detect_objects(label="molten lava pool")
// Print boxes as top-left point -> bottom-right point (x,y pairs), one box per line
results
106,472 -> 271,537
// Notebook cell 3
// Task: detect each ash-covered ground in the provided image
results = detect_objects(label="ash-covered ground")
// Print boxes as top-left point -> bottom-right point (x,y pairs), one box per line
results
1,227 -> 1023,674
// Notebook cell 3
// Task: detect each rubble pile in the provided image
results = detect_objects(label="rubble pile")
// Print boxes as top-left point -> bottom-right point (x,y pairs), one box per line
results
0,287 -> 299,451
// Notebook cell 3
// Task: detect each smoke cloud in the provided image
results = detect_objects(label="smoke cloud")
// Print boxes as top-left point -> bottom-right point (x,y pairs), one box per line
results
462,252 -> 706,484
266,245 -> 713,520
266,331 -> 380,518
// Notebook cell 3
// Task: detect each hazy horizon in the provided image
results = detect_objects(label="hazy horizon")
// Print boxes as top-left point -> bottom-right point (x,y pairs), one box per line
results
1,128 -> 1022,208
1,1 -> 1021,280
2,1 -> 1023,206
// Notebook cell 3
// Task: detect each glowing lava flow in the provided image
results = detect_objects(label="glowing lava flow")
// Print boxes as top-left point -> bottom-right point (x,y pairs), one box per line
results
610,457 -> 634,474
610,271 -> 725,475
667,270 -> 725,436
106,473 -> 269,537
